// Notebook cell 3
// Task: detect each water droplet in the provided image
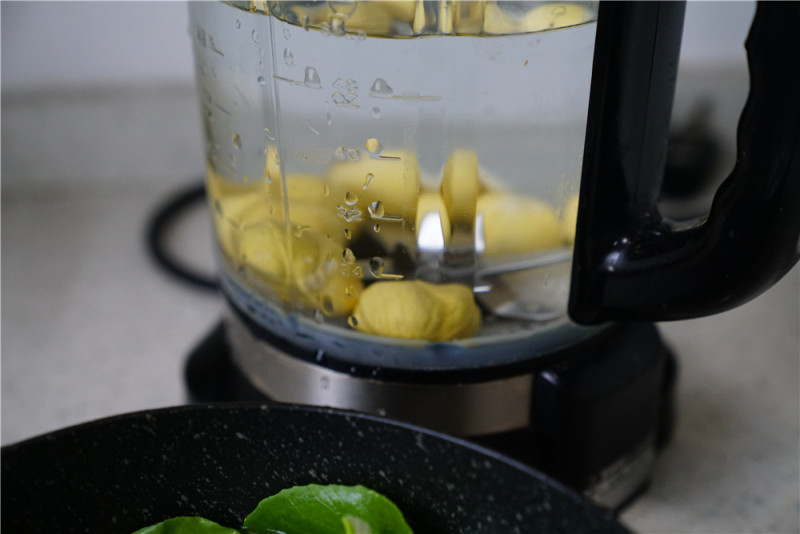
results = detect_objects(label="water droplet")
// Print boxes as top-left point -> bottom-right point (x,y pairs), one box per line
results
336,205 -> 362,223
235,19 -> 241,29
347,147 -> 360,161
371,106 -> 381,118
330,15 -> 347,36
342,248 -> 356,264
304,67 -> 321,88
373,223 -> 381,233
370,78 -> 393,96
264,128 -> 275,141
283,27 -> 291,40
302,15 -> 311,31
315,349 -> 325,361
283,48 -> 295,66
196,26 -> 207,47
257,75 -> 266,86
365,137 -> 382,155
328,0 -> 357,16
313,309 -> 325,323
320,376 -> 330,389
251,29 -> 259,43
362,173 -> 374,190
344,228 -> 352,239
232,133 -> 242,149
323,183 -> 331,198
326,112 -> 333,125
368,201 -> 385,218
303,120 -> 320,135
344,191 -> 358,205
347,315 -> 359,328
321,296 -> 334,314
369,257 -> 385,277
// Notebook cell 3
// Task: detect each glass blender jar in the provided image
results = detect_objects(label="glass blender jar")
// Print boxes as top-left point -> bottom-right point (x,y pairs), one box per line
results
187,0 -> 800,508
193,0 -> 600,367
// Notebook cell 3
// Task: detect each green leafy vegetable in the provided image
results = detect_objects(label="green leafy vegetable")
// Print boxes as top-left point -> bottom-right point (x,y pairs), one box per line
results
130,485 -> 414,534
132,516 -> 240,534
243,484 -> 414,534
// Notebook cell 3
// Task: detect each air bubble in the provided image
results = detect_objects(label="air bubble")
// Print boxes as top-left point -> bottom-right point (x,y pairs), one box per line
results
373,223 -> 381,233
344,191 -> 358,205
370,78 -> 393,96
347,315 -> 359,328
257,75 -> 266,86
283,48 -> 295,66
369,257 -> 385,277
235,19 -> 241,29
304,67 -> 322,89
365,137 -> 383,156
232,133 -> 242,149
371,106 -> 381,118
362,173 -> 374,190
344,228 -> 352,239
251,29 -> 259,43
342,248 -> 356,264
368,201 -> 385,219
326,112 -> 333,125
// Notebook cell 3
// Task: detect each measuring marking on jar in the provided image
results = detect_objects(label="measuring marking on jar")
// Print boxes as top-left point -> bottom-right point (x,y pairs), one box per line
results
274,72 -> 323,89
369,94 -> 442,101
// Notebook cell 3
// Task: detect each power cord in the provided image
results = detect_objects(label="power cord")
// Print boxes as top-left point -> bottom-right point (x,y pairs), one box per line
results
145,180 -> 219,292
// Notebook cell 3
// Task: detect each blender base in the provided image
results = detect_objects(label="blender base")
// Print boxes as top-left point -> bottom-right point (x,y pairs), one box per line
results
185,319 -> 676,512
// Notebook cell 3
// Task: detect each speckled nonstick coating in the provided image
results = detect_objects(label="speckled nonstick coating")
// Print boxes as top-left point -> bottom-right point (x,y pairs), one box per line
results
2,403 -> 630,534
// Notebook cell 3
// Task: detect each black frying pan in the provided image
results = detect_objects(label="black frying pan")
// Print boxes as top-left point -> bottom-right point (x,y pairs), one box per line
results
2,403 -> 629,534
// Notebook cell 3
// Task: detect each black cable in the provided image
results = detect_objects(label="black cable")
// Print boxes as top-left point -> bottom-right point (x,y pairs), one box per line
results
145,180 -> 219,292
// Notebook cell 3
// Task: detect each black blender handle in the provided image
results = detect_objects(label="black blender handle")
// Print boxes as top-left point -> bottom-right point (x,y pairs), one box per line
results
569,1 -> 800,324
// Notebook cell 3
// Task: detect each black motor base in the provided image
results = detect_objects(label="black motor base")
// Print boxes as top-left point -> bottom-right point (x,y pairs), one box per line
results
185,320 -> 676,512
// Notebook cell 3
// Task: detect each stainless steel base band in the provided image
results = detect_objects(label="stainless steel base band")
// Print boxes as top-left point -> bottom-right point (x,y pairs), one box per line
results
225,312 -> 534,437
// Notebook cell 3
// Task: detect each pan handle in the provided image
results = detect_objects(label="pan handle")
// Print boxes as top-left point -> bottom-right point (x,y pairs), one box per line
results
569,1 -> 800,324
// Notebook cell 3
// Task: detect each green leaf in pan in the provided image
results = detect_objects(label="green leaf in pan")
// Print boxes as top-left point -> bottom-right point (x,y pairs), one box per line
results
131,516 -> 241,534
243,484 -> 414,534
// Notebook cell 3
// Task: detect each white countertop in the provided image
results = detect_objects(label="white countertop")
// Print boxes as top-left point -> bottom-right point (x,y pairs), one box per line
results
2,80 -> 798,534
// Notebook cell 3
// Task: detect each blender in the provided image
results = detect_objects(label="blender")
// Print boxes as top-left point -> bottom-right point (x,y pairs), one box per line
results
185,1 -> 800,509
